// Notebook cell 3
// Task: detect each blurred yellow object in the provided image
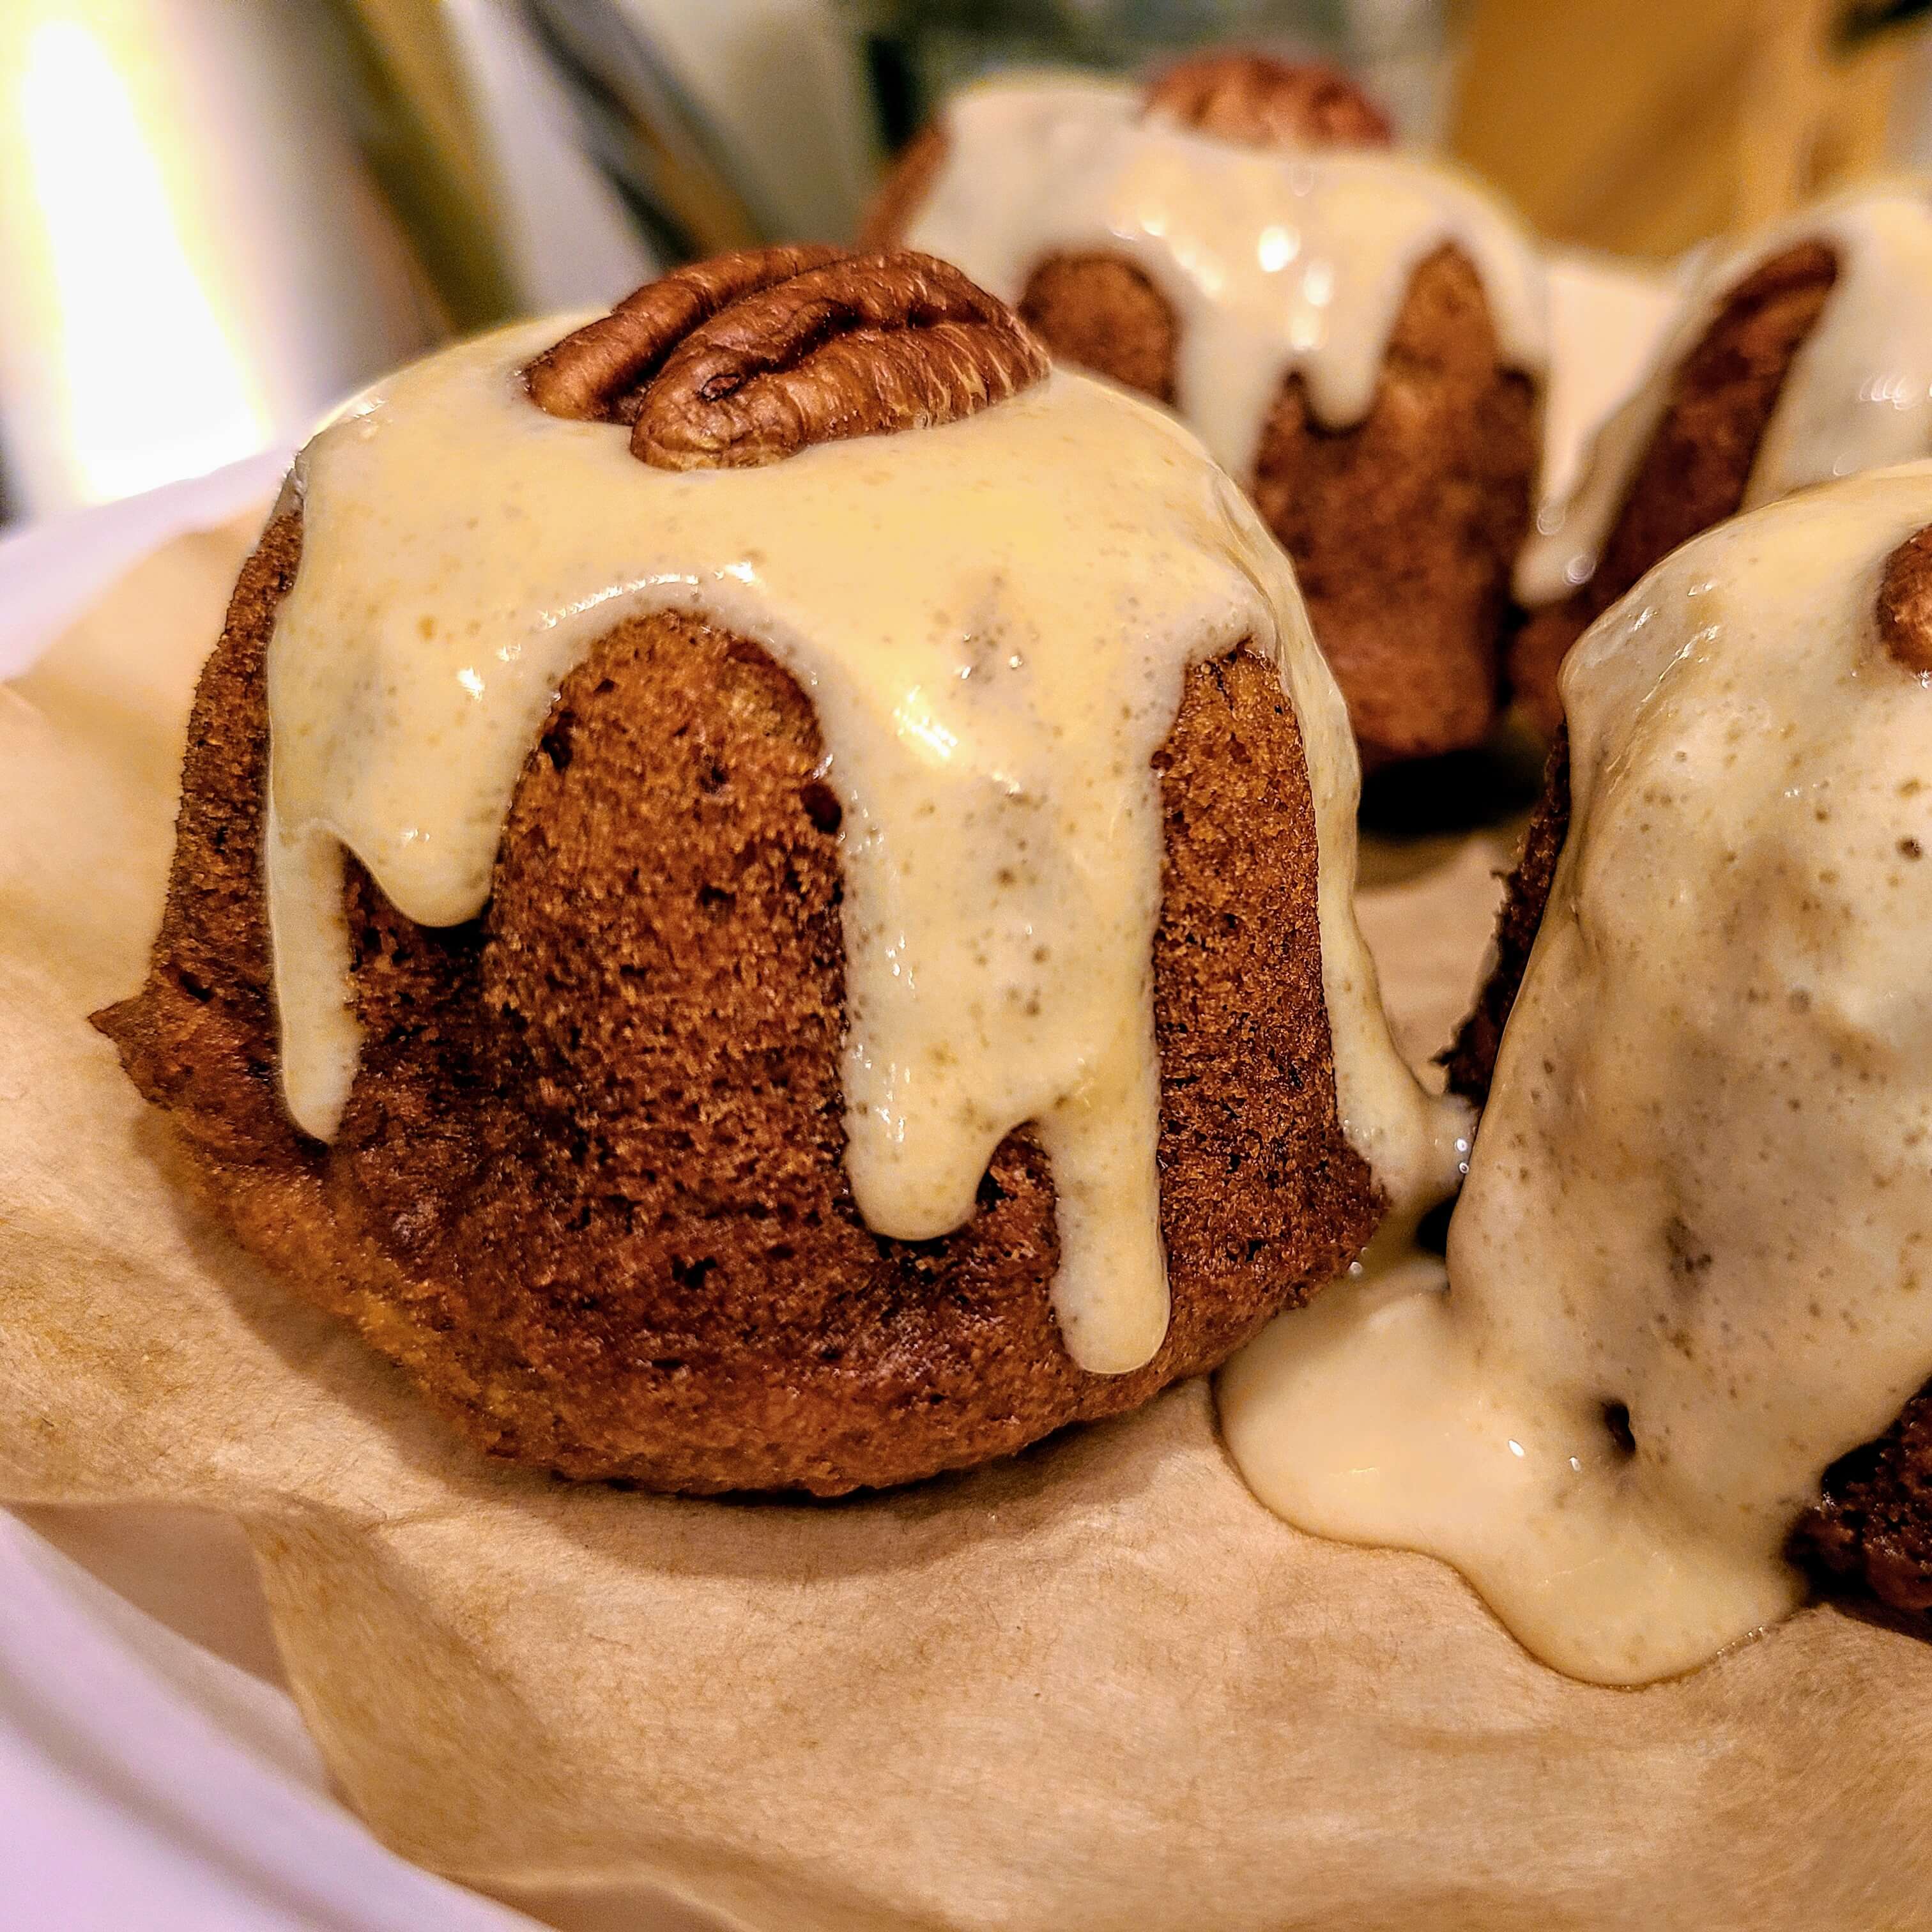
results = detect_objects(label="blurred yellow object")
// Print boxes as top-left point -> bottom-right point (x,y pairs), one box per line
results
1450,0 -> 1927,256
0,0 -> 273,507
0,0 -> 443,518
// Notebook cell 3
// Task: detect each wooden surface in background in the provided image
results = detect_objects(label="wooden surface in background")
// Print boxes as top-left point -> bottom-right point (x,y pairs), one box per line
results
1449,0 -> 1918,255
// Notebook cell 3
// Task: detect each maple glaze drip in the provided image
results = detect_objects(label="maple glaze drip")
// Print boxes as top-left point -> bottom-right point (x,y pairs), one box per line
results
1223,466 -> 1932,1683
1519,180 -> 1932,605
898,75 -> 1549,484
261,321 -> 1465,1377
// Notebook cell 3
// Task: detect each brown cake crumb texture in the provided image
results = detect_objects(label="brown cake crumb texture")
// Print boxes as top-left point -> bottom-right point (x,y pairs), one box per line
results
1248,247 -> 1535,767
1446,732 -> 1932,1621
1439,726 -> 1568,1108
863,80 -> 1537,769
1793,1401 -> 1932,1613
96,512 -> 1383,1496
1016,254 -> 1179,406
1509,241 -> 1841,737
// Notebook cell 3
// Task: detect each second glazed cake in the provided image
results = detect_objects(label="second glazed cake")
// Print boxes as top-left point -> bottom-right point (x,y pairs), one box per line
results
1439,468 -> 1932,1644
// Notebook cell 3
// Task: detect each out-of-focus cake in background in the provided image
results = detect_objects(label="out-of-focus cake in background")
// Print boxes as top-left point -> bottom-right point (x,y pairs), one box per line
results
1513,176 -> 1932,733
865,52 -> 1548,771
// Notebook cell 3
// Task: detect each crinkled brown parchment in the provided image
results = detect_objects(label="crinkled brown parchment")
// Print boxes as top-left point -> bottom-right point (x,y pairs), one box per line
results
3,521 -> 1931,1932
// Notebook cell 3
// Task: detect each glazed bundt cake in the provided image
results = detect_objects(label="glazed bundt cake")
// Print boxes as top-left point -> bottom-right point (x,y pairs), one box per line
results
1226,467 -> 1932,1681
1512,178 -> 1932,735
863,53 -> 1547,769
96,248 -> 1465,1497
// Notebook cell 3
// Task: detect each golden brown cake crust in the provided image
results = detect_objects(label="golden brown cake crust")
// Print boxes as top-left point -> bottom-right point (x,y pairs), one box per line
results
1015,253 -> 1178,406
1510,240 -> 1841,737
1249,246 -> 1535,766
1795,1394 -> 1932,1614
863,116 -> 1537,767
96,511 -> 1383,1496
1447,735 -> 1932,1622
1006,243 -> 1535,765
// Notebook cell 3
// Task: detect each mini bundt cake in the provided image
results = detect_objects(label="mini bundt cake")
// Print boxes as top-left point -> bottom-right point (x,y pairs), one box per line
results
1455,486 -> 1932,1629
1512,178 -> 1932,735
1227,468 -> 1932,1680
96,248 -> 1466,1497
862,52 -> 1547,769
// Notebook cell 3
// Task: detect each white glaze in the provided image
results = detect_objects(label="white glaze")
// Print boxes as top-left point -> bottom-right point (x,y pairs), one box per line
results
1519,180 -> 1932,606
900,75 -> 1547,482
1223,465 -> 1932,1682
263,321 -> 1466,1376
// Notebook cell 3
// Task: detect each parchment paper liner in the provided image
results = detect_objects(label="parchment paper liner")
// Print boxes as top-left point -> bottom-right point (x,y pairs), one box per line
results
4,519 -> 1929,1931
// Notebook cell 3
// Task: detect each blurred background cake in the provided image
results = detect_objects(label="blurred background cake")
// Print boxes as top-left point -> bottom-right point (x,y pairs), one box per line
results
864,54 -> 1546,769
1513,176 -> 1932,735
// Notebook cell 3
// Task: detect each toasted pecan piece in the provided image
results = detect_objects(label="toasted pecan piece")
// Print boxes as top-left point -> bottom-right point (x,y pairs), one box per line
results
526,247 -> 1048,470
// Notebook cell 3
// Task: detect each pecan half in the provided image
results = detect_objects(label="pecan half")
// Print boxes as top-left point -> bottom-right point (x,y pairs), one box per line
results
524,245 -> 847,424
1878,524 -> 1932,675
525,247 -> 1049,470
1143,51 -> 1392,150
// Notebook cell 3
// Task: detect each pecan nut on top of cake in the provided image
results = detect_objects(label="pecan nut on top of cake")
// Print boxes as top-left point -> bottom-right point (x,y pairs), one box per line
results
864,51 -> 1549,770
96,248 -> 1466,1497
